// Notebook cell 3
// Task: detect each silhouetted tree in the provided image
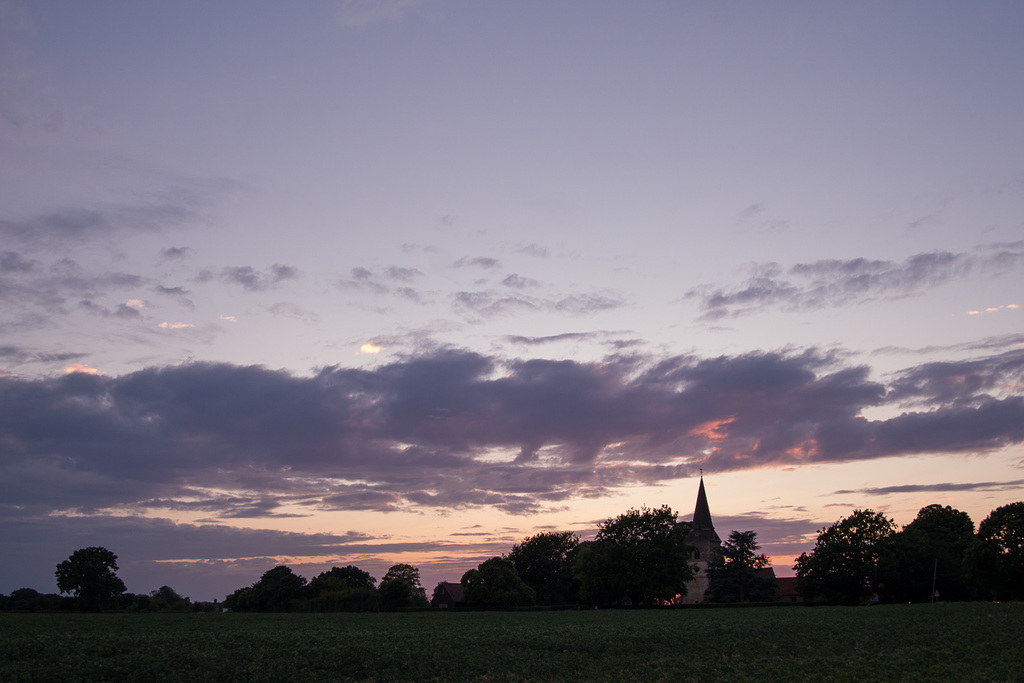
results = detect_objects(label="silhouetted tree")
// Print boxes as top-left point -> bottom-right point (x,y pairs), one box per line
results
151,585 -> 191,611
7,588 -> 61,612
966,501 -> 1024,601
461,557 -> 536,608
378,563 -> 428,610
795,509 -> 896,605
877,504 -> 975,602
308,566 -> 378,612
55,547 -> 127,611
225,565 -> 308,612
506,531 -> 580,605
309,565 -> 376,593
573,505 -> 694,606
706,530 -> 777,603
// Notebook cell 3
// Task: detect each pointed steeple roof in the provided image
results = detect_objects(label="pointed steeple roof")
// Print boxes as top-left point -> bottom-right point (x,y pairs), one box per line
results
684,475 -> 721,543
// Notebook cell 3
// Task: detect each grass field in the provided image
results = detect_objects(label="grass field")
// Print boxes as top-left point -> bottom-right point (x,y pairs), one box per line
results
1,603 -> 1021,682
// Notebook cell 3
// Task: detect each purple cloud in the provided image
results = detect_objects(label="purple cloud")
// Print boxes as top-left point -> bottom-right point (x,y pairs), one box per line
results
2,345 -> 1022,525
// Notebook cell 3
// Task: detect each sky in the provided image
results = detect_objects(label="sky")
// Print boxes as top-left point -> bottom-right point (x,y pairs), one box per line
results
2,0 -> 1023,602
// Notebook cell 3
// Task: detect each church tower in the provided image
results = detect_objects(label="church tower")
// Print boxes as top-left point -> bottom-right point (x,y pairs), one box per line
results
681,474 -> 721,604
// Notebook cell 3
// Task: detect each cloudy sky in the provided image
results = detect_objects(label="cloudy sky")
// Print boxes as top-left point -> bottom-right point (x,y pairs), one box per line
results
2,0 -> 1023,601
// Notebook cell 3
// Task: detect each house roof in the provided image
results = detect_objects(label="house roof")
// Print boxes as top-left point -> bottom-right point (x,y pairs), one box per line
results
434,581 -> 463,602
684,476 -> 721,544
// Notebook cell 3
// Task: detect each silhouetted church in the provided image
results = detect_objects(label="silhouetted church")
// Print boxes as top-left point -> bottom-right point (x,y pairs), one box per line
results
681,475 -> 721,604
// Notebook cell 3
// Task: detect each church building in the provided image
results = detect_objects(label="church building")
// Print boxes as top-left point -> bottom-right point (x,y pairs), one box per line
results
681,475 -> 721,604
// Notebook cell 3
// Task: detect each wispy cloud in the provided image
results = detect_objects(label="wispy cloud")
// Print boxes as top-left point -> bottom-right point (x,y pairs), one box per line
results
200,264 -> 300,291
0,203 -> 200,250
337,266 -> 431,304
454,256 -> 501,270
688,247 -> 1024,320
833,480 -> 1024,496
452,290 -> 623,320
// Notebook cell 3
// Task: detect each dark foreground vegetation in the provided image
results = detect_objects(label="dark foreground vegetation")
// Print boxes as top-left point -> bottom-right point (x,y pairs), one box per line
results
1,603 -> 1022,682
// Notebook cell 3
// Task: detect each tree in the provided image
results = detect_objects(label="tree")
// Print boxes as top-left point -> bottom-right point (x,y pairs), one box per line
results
378,563 -> 428,610
150,585 -> 191,611
506,531 -> 580,605
573,505 -> 694,606
966,501 -> 1024,601
308,565 -> 376,595
8,588 -> 60,612
794,509 -> 896,605
308,565 -> 378,612
461,557 -> 536,608
55,547 -> 127,611
225,565 -> 308,612
877,504 -> 975,603
255,565 -> 308,611
706,530 -> 777,603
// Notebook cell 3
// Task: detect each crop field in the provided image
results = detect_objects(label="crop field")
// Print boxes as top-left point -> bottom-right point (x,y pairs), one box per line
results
1,603 -> 1022,682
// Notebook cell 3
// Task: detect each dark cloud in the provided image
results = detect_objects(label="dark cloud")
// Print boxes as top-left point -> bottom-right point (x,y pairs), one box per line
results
0,251 -> 39,273
159,246 -> 194,261
2,346 -> 1022,529
885,348 -> 1024,405
688,248 -> 1024,319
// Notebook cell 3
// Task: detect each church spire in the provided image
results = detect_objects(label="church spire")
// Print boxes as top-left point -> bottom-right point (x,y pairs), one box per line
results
685,474 -> 721,543
692,475 -> 715,531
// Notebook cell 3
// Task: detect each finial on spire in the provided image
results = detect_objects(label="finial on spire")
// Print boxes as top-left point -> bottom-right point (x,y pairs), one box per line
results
700,467 -> 703,477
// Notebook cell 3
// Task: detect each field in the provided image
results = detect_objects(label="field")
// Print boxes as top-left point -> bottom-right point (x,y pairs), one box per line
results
1,603 -> 1022,682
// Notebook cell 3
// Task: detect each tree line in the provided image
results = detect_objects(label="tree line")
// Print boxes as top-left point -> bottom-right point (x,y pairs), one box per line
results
3,500 -> 1020,612
795,502 -> 1024,604
1,547 -> 201,613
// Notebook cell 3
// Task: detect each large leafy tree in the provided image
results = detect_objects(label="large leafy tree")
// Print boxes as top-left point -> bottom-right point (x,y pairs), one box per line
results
706,530 -> 777,603
253,565 -> 308,611
461,557 -> 536,608
309,565 -> 376,594
55,546 -> 127,611
794,509 -> 897,605
378,563 -> 428,610
966,501 -> 1024,601
877,504 -> 975,602
573,505 -> 694,606
225,565 -> 308,612
308,565 -> 378,612
506,531 -> 580,605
